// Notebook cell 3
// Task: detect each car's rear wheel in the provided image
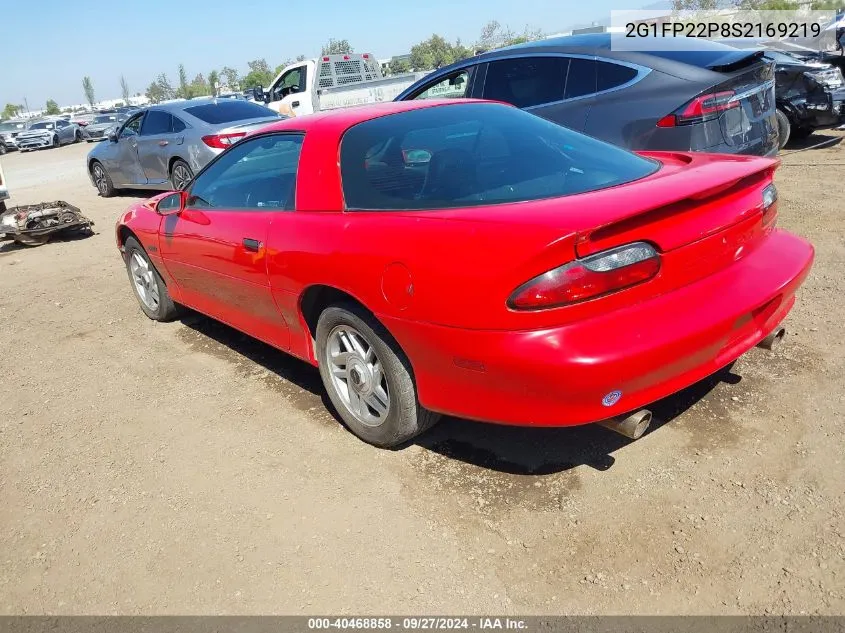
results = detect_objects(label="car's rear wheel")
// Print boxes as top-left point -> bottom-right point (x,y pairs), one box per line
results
74,130 -> 82,143
91,161 -> 115,197
123,237 -> 181,322
775,109 -> 791,149
170,159 -> 193,191
316,303 -> 440,447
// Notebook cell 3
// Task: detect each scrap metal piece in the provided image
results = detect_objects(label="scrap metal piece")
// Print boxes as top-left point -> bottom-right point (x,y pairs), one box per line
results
0,201 -> 94,247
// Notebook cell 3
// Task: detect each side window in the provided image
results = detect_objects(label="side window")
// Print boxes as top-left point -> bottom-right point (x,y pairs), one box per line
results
596,61 -> 638,92
121,114 -> 143,138
186,134 -> 304,211
564,58 -> 596,99
140,111 -> 172,135
413,70 -> 471,100
171,116 -> 186,133
55,120 -> 67,128
482,57 -> 567,109
272,66 -> 306,101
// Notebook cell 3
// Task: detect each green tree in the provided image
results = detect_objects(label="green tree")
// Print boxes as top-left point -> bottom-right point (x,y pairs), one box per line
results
220,66 -> 240,90
190,73 -> 209,97
2,103 -> 23,119
120,75 -> 130,103
242,58 -> 274,89
321,38 -> 353,55
177,64 -> 191,99
410,34 -> 471,70
44,99 -> 61,115
114,101 -> 125,108
146,73 -> 175,103
387,57 -> 411,75
82,76 -> 96,108
671,0 -> 718,9
208,70 -> 220,96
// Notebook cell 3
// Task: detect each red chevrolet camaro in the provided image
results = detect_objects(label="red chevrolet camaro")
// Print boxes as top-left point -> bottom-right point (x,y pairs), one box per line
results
116,99 -> 814,447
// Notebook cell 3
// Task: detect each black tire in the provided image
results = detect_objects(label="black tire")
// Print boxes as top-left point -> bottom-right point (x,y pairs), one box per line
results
170,159 -> 193,191
0,142 -> 6,155
74,130 -> 82,143
123,237 -> 181,322
0,200 -> 6,213
316,303 -> 440,447
775,109 -> 791,149
90,160 -> 115,197
51,135 -> 59,149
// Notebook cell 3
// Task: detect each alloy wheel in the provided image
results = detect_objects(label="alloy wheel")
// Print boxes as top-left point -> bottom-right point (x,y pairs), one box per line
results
172,164 -> 192,190
92,164 -> 108,196
325,325 -> 390,427
129,251 -> 160,312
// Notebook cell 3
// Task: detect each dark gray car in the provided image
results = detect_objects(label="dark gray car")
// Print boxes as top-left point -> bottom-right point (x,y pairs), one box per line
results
396,33 -> 779,156
86,99 -> 283,197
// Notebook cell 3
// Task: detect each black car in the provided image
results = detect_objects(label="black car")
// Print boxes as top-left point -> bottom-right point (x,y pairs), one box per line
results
396,33 -> 778,157
721,42 -> 845,146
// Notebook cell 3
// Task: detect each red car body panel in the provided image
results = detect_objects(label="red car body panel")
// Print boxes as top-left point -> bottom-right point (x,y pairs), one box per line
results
116,100 -> 815,427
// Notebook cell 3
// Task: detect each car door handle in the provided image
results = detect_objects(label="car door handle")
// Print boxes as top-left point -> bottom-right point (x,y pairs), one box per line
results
158,140 -> 169,146
292,100 -> 300,107
243,238 -> 262,252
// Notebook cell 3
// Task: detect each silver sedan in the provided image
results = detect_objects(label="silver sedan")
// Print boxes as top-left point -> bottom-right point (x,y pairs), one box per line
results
86,99 -> 283,197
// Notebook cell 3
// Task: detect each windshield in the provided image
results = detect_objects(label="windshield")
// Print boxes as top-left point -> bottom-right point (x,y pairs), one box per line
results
184,101 -> 279,124
29,121 -> 55,130
94,115 -> 119,124
0,122 -> 25,132
340,103 -> 659,211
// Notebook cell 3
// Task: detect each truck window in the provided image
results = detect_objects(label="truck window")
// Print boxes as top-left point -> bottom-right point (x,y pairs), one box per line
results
272,67 -> 308,101
413,71 -> 471,100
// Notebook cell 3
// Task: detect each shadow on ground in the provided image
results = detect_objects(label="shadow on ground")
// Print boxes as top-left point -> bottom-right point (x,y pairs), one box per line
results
179,313 -> 739,476
784,132 -> 842,152
0,229 -> 95,254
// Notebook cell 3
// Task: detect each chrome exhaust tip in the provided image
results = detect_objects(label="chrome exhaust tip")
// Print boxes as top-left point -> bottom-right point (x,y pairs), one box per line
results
758,326 -> 786,351
597,409 -> 652,440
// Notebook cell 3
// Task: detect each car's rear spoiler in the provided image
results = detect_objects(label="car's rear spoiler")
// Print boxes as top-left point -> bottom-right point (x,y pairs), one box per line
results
708,48 -> 766,72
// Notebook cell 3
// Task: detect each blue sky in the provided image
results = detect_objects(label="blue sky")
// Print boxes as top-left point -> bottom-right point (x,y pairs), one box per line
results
0,0 -> 621,109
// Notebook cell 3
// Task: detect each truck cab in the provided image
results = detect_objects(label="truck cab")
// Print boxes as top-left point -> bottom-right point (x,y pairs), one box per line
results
257,54 -> 431,117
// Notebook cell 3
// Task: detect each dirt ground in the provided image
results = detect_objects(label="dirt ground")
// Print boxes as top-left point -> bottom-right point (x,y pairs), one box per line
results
0,138 -> 842,616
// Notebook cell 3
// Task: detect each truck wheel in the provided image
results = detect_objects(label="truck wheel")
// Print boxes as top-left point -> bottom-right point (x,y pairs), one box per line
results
776,109 -> 790,149
123,237 -> 181,322
91,161 -> 115,197
316,302 -> 440,447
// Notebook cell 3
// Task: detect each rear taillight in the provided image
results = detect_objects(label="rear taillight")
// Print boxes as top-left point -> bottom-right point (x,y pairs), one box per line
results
201,132 -> 247,149
761,183 -> 778,230
508,242 -> 661,310
656,90 -> 739,128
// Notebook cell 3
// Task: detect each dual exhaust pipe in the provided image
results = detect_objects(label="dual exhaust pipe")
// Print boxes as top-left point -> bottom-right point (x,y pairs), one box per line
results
598,327 -> 786,440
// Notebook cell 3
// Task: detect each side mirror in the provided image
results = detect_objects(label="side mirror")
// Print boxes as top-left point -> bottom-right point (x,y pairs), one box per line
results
402,148 -> 432,166
156,191 -> 185,216
108,129 -> 118,142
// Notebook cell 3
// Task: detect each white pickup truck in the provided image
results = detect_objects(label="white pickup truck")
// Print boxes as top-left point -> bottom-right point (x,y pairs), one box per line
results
254,53 -> 433,117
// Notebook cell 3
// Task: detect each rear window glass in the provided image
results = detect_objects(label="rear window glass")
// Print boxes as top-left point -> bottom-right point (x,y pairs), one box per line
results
340,103 -> 658,211
184,101 -> 279,124
596,61 -> 638,91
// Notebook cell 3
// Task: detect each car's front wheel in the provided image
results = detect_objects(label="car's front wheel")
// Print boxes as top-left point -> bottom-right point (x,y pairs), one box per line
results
316,303 -> 440,447
51,135 -> 59,149
123,237 -> 181,322
74,130 -> 82,143
776,109 -> 791,149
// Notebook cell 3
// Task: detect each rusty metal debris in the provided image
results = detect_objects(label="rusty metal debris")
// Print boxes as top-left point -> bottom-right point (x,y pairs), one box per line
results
0,201 -> 94,247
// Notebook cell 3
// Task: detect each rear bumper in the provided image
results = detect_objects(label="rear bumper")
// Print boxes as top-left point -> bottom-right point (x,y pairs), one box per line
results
382,229 -> 814,427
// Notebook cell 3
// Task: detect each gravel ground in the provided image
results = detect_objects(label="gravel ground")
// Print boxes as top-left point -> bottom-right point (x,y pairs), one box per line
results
0,139 -> 842,615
